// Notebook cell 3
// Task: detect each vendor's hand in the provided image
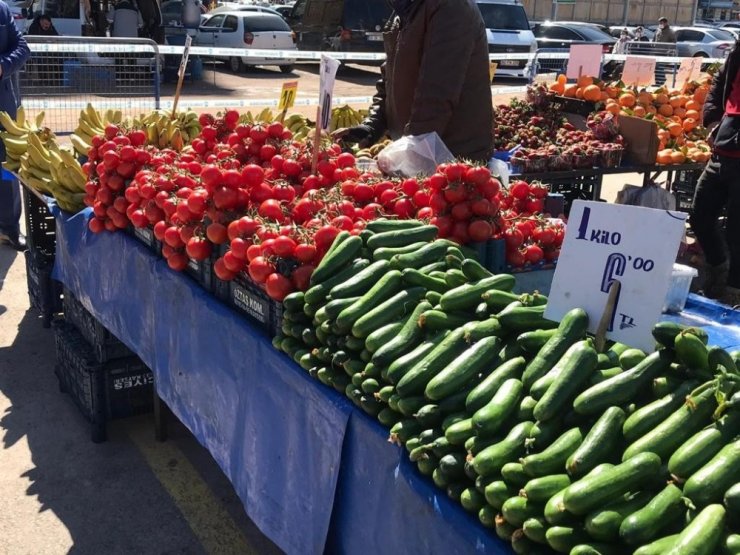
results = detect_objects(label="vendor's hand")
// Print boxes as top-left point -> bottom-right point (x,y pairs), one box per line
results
331,125 -> 374,148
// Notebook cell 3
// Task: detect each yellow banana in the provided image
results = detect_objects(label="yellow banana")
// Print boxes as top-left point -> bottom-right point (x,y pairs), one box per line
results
86,103 -> 105,130
78,117 -> 103,139
15,106 -> 26,129
158,128 -> 169,149
0,111 -> 29,136
170,129 -> 184,151
70,132 -> 92,154
147,123 -> 159,145
28,144 -> 51,168
2,136 -> 29,157
34,111 -> 45,129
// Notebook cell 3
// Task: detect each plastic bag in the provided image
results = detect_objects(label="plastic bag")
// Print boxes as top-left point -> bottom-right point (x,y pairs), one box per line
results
616,183 -> 676,211
376,132 -> 454,177
489,157 -> 510,187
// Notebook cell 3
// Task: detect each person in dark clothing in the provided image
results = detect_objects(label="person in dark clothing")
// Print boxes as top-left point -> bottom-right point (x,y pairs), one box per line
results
333,0 -> 494,162
27,14 -> 58,35
689,40 -> 740,307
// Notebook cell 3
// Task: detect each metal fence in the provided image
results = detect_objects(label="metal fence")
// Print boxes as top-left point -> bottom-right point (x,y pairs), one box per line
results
21,37 -> 161,134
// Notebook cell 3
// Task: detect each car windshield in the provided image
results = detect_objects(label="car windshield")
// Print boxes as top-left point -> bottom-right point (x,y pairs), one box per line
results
572,25 -> 615,41
243,14 -> 291,32
477,3 -> 529,31
343,0 -> 391,30
706,28 -> 736,41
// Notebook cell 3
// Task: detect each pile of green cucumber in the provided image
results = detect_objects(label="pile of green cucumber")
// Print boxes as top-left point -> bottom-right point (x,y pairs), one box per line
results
273,218 -> 740,555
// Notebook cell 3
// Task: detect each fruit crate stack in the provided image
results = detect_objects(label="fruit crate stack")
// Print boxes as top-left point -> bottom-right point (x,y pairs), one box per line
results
22,186 -> 62,327
670,168 -> 702,214
55,290 -> 153,443
228,273 -> 283,338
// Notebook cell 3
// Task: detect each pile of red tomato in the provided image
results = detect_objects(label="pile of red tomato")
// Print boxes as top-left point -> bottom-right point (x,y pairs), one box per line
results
81,109 -> 563,301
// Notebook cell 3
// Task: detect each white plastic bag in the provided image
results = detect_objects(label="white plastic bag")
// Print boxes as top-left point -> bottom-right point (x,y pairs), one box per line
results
376,132 -> 454,177
489,158 -> 511,187
616,183 -> 676,211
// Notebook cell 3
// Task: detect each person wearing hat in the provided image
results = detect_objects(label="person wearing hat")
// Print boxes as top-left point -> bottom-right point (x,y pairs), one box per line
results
654,17 -> 676,43
332,0 -> 494,162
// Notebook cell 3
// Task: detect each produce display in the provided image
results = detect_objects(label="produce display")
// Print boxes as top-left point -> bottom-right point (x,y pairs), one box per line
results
543,74 -> 713,165
276,223 -> 740,554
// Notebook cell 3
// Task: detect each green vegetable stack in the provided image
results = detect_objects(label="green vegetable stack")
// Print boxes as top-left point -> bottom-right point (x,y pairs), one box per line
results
274,218 -> 740,555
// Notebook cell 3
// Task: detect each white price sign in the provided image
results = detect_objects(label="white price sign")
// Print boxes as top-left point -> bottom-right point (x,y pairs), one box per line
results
318,54 -> 340,131
545,201 -> 687,352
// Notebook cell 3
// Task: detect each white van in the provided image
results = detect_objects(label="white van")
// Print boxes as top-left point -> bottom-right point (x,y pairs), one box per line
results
475,0 -> 536,79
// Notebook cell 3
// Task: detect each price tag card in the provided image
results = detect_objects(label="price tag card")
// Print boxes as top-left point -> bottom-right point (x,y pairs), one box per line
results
278,81 -> 298,111
545,201 -> 687,351
489,62 -> 498,82
318,54 -> 340,131
566,44 -> 603,79
621,56 -> 656,87
674,57 -> 702,90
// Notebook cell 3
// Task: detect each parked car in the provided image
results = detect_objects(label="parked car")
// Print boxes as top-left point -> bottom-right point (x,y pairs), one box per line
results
273,4 -> 295,19
285,0 -> 390,55
475,0 -> 536,79
196,11 -> 297,73
608,25 -> 655,41
673,27 -> 735,57
532,22 -> 616,52
210,3 -> 282,16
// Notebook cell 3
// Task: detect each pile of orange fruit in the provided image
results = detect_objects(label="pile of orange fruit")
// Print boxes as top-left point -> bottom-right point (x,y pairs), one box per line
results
548,74 -> 713,164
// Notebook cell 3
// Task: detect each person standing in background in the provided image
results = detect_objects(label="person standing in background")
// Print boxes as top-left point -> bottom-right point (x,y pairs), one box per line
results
0,0 -> 31,250
332,0 -> 493,162
613,29 -> 630,54
108,0 -> 142,38
689,40 -> 740,307
654,17 -> 676,43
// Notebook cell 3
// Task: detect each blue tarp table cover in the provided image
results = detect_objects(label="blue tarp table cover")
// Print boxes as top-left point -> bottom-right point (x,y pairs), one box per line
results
50,205 -> 513,555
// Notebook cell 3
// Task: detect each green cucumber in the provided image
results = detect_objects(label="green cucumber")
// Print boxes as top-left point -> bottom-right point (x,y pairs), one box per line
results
485,481 -> 518,510
652,321 -> 708,348
725,534 -> 740,554
665,504 -> 725,555
377,407 -> 402,427
517,328 -> 558,354
351,286 -> 425,338
495,514 -> 517,541
522,427 -> 583,478
438,452 -> 467,480
573,350 -> 673,416
620,484 -> 685,546
365,218 -> 424,233
366,224 -> 438,250
417,454 -> 438,476
675,330 -> 710,374
501,462 -> 530,487
562,452 -> 662,516
584,491 -> 651,542
725,482 -> 740,515
364,321 -> 404,353
445,268 -> 467,287
396,396 -> 427,418
282,292 -> 305,312
413,404 -> 442,428
683,439 -> 740,508
440,274 -> 516,312
444,417 -> 476,446
588,367 -> 623,386
335,270 -> 404,333
396,328 -> 467,397
522,517 -> 549,544
652,375 -> 684,397
544,464 -> 613,526
483,289 -> 523,311
473,421 -> 534,478
546,525 -> 590,553
446,481 -> 467,501
634,534 -> 679,555
475,301 -> 490,320
371,242 -> 428,262
502,496 -> 545,527
569,543 -> 624,555
466,435 -> 499,457
441,412 -> 467,431
621,385 -> 717,462
619,348 -> 647,370
708,346 -> 739,375
461,487 -> 487,513
310,235 -> 362,285
425,290 -> 443,305
386,332 -> 447,385
401,268 -> 448,293
525,417 -> 565,453
419,261 -> 446,275
419,310 -> 471,331
389,419 -> 423,445
517,395 -> 538,421
566,406 -> 625,479
511,529 -> 538,554
463,318 -> 506,342
390,240 -> 449,270
361,378 -> 380,395
520,474 -> 571,503
534,340 -> 598,422
328,260 -> 391,300
498,305 -> 556,332
437,388 -> 471,414
668,410 -> 740,480
371,301 -> 430,364
304,259 -> 370,305
623,380 -> 698,443
461,258 -> 493,281
521,308 -> 590,390
471,378 -> 523,435
478,505 -> 496,529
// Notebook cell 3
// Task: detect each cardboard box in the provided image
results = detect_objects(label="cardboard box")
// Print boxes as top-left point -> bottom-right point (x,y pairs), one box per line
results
619,115 -> 659,166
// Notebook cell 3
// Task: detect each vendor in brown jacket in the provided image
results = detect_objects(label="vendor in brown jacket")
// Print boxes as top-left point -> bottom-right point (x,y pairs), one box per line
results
334,0 -> 494,162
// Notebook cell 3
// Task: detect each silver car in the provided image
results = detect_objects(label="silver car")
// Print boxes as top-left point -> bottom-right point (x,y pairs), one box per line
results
673,27 -> 735,58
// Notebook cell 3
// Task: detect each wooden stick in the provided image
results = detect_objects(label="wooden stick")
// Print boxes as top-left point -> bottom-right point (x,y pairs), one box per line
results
171,69 -> 186,119
595,280 -> 621,353
311,106 -> 321,175
278,108 -> 288,124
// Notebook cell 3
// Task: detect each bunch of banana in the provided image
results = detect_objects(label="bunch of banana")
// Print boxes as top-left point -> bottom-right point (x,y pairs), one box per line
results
70,104 -> 123,156
129,109 -> 200,152
240,108 -> 276,125
284,113 -> 312,141
356,138 -> 392,159
329,105 -> 364,133
0,107 -> 50,172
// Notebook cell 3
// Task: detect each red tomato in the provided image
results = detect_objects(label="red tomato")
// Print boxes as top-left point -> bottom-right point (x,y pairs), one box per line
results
544,247 -> 561,262
259,199 -> 284,221
230,237 -> 249,260
504,227 -> 524,250
417,206 -> 433,220
525,244 -> 544,264
352,184 -> 375,204
206,222 -> 229,245
525,198 -> 545,214
443,185 -> 467,204
412,190 -> 431,207
401,178 -> 420,196
533,227 -> 555,246
379,188 -> 399,206
507,248 -> 526,268
451,202 -> 473,221
331,215 -> 354,231
464,165 -> 490,187
88,217 -> 105,233
248,256 -> 274,284
510,181 -> 530,200
265,273 -> 294,301
314,225 -> 341,251
431,215 -> 453,237
246,243 -> 263,262
291,265 -> 315,291
451,221 -> 470,244
223,251 -> 245,273
241,164 -> 265,187
336,152 -> 356,169
294,243 -> 317,264
429,193 -> 448,214
427,173 -> 447,191
361,203 -> 383,220
186,237 -> 212,261
468,220 -> 493,242
272,235 -> 297,258
471,198 -> 494,217
214,258 -> 237,281
443,163 -> 466,183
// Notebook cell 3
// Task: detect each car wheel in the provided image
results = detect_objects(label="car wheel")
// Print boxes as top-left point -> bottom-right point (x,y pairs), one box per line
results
279,65 -> 294,74
693,52 -> 708,57
229,57 -> 244,73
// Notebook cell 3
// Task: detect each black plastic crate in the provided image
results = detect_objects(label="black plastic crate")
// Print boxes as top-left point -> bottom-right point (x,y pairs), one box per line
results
674,191 -> 694,213
544,174 -> 601,214
53,319 -> 153,443
670,168 -> 702,196
128,225 -> 162,256
228,274 -> 282,337
549,96 -> 597,117
185,256 -> 213,291
24,250 -> 63,328
22,186 -> 56,260
62,287 -> 134,362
